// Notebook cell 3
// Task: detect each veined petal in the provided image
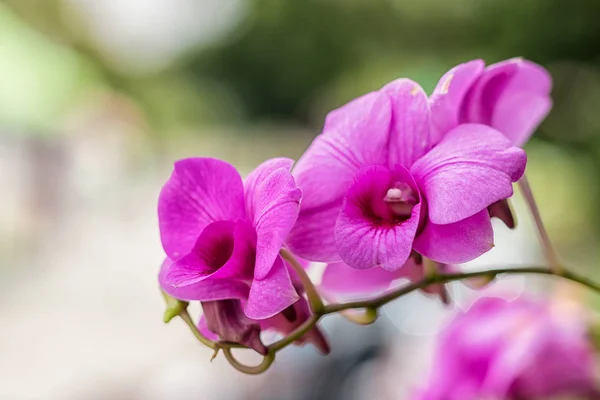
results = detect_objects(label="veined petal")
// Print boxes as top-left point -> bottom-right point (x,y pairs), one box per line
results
164,221 -> 237,287
244,158 -> 295,221
430,59 -> 485,142
413,210 -> 494,264
245,255 -> 299,319
488,59 -> 553,146
158,157 -> 245,259
492,92 -> 552,147
334,165 -> 421,271
159,258 -> 249,301
293,91 -> 392,211
411,124 -> 526,225
463,59 -> 520,125
164,220 -> 256,287
321,261 -> 403,294
286,200 -> 343,262
251,168 -> 302,279
382,79 -> 433,168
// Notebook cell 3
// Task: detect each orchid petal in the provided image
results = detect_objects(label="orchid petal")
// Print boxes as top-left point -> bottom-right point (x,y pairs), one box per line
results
492,92 -> 552,147
381,79 -> 432,167
286,200 -> 343,262
158,157 -> 245,259
430,59 -> 485,142
334,165 -> 421,271
245,255 -> 299,319
197,315 -> 220,341
244,158 -> 294,221
464,59 -> 520,125
411,123 -> 526,225
159,258 -> 249,301
251,168 -> 302,279
413,210 -> 494,264
292,91 -> 392,211
321,261 -> 403,294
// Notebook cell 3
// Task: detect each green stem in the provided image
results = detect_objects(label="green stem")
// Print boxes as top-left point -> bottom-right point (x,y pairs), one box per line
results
280,248 -> 324,313
272,265 -> 600,353
179,309 -> 217,349
179,264 -> 600,374
519,175 -> 563,274
221,348 -> 275,375
268,314 -> 320,352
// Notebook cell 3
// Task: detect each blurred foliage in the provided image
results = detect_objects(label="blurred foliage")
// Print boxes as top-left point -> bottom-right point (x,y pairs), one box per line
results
1,0 -> 600,259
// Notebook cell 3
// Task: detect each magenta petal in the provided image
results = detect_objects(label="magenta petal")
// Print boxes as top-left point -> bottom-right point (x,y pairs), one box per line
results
430,59 -> 485,142
159,258 -> 250,301
244,158 -> 294,221
165,220 -> 256,286
202,300 -> 268,355
210,220 -> 257,280
289,91 -> 392,262
163,220 -> 236,287
413,210 -> 494,264
492,92 -> 552,147
158,157 -> 245,259
411,123 -> 526,225
286,200 -> 343,262
245,255 -> 299,319
507,60 -> 552,95
334,165 -> 421,271
293,91 -> 392,211
321,261 -> 403,294
197,315 -> 220,341
381,79 -> 433,168
251,168 -> 302,279
463,59 -> 521,125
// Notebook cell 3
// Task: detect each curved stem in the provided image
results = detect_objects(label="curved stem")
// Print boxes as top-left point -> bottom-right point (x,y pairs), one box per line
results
519,175 -> 562,274
221,348 -> 276,375
176,264 -> 600,374
268,314 -> 320,352
280,248 -> 324,314
179,309 -> 217,349
323,267 -> 556,313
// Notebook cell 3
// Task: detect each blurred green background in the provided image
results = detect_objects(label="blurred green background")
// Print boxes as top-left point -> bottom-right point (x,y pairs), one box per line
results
1,0 -> 600,399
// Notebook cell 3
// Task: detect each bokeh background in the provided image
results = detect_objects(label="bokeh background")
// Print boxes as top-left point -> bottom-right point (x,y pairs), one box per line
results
1,0 -> 600,399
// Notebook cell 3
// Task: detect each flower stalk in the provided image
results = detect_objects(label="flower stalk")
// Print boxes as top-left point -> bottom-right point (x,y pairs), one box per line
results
518,175 -> 563,274
164,253 -> 600,375
280,248 -> 324,314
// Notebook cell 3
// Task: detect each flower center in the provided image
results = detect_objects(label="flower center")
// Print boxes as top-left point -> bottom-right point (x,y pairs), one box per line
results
383,182 -> 417,219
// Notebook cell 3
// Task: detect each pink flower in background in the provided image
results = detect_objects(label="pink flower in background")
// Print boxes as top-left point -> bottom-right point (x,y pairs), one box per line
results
158,157 -> 302,320
414,297 -> 598,400
287,79 -> 526,272
430,58 -> 552,227
320,257 -> 451,302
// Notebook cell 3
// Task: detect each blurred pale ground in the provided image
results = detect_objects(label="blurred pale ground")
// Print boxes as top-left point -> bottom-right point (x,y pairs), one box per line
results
1,0 -> 600,399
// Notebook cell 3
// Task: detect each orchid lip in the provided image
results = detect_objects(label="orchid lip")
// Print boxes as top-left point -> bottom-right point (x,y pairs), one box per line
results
383,182 -> 417,219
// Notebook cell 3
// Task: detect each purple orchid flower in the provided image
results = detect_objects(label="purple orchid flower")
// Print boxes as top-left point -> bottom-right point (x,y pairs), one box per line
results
158,157 -> 302,321
431,58 -> 552,228
287,79 -> 527,276
414,296 -> 598,400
